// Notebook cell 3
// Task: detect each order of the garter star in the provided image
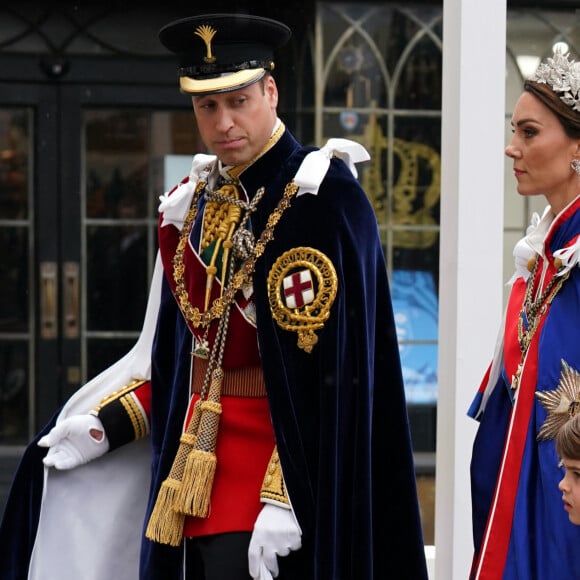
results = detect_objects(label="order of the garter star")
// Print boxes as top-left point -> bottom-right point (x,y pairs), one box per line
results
536,359 -> 580,441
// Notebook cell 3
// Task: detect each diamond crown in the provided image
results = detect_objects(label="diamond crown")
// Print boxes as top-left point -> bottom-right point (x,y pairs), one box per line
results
529,48 -> 580,112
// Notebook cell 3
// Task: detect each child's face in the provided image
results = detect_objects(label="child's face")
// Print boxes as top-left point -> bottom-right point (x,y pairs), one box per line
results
558,457 -> 580,525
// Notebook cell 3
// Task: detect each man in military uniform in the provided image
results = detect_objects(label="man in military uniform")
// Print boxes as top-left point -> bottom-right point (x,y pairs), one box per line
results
0,13 -> 428,580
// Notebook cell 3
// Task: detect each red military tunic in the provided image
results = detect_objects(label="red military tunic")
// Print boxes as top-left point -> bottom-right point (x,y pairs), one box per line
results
98,170 -> 276,537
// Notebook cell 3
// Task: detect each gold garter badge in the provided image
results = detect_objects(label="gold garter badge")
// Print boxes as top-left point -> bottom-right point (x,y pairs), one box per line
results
267,247 -> 337,353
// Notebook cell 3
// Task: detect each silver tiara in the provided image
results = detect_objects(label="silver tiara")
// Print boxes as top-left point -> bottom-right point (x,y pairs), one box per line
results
529,48 -> 580,112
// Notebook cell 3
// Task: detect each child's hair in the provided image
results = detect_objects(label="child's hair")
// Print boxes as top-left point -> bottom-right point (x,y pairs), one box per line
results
556,413 -> 580,461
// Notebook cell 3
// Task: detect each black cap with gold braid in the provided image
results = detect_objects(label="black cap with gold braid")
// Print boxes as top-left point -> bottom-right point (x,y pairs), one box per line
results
159,13 -> 292,96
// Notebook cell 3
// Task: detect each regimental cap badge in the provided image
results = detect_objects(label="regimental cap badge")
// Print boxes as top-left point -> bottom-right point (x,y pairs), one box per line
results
268,247 -> 337,353
194,25 -> 217,64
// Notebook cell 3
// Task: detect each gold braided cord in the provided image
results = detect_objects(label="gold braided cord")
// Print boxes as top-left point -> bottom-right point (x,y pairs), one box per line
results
148,172 -> 281,541
144,398 -> 203,546
148,131 -> 297,545
176,366 -> 224,517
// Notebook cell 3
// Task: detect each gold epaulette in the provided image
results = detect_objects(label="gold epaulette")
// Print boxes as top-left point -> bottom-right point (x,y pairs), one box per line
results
260,446 -> 290,507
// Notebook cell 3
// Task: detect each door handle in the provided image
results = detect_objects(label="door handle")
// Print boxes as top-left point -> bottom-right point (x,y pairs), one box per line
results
62,261 -> 79,339
40,261 -> 57,339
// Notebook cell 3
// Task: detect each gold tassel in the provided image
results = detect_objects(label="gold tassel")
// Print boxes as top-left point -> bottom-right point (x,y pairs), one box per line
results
177,446 -> 218,517
144,400 -> 203,545
175,369 -> 223,517
144,477 -> 185,546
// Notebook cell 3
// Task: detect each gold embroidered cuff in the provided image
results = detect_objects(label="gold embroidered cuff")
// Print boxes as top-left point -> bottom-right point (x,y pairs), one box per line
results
92,379 -> 149,451
260,446 -> 290,508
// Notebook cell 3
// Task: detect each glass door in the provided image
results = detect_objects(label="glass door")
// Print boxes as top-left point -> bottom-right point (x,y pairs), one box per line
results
0,83 -> 58,446
0,105 -> 33,444
59,85 -> 203,404
0,81 -> 201,513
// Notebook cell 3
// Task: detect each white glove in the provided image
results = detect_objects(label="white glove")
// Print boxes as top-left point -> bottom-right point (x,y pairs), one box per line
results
248,503 -> 302,579
38,414 -> 109,470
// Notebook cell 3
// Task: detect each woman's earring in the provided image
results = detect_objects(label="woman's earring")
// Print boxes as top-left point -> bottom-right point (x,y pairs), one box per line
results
571,159 -> 580,176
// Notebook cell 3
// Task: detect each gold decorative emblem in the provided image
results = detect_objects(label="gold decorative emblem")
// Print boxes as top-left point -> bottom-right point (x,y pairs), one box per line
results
536,359 -> 580,441
348,108 -> 440,250
194,24 -> 217,64
267,247 -> 337,353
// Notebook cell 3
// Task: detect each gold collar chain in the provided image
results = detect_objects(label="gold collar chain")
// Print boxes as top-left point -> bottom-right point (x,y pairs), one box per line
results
512,256 -> 570,391
172,179 -> 299,329
518,257 -> 569,353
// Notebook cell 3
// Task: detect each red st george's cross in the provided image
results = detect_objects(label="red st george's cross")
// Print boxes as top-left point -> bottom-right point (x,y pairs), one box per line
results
283,270 -> 314,309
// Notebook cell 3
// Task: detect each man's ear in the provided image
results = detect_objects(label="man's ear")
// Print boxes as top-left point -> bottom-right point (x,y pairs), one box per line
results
266,75 -> 278,106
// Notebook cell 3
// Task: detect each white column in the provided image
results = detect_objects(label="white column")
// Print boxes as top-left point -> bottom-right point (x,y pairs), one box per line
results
435,0 -> 507,578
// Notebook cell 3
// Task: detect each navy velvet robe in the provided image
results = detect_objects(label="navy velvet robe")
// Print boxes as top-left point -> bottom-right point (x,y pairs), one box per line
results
0,129 -> 427,580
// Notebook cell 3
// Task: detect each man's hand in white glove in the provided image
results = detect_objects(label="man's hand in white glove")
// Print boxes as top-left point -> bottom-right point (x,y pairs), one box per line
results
248,503 -> 302,579
38,414 -> 109,470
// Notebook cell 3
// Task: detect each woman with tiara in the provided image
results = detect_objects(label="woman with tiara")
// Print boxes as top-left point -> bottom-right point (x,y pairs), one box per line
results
469,49 -> 580,579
